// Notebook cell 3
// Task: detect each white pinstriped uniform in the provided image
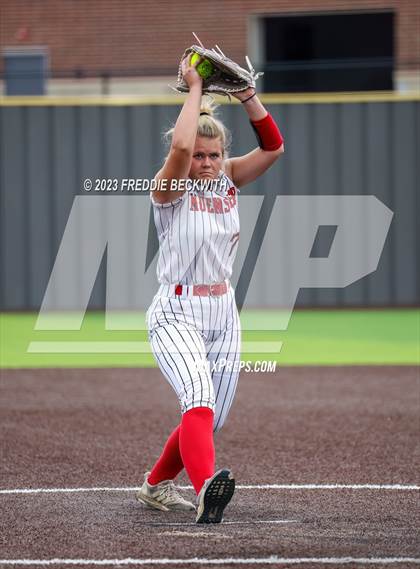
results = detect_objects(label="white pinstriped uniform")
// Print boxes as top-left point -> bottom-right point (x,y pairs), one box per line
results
147,171 -> 241,432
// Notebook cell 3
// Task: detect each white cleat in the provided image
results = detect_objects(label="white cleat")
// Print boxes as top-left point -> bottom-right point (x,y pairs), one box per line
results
136,472 -> 196,512
196,468 -> 235,523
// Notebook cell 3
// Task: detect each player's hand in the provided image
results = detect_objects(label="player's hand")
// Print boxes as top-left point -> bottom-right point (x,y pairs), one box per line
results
181,54 -> 203,89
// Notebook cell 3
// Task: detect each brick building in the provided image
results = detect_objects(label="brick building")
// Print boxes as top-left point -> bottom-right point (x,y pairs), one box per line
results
1,0 -> 419,95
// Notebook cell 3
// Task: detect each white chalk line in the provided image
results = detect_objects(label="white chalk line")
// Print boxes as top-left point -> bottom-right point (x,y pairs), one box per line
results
1,483 -> 418,495
0,556 -> 419,565
145,520 -> 297,527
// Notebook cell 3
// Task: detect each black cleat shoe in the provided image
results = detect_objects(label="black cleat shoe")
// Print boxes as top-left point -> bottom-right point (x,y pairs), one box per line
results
196,468 -> 235,523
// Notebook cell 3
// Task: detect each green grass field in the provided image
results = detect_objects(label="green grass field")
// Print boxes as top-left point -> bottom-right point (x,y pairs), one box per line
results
1,309 -> 418,368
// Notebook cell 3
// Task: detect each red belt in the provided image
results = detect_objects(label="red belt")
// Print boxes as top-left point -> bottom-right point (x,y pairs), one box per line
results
174,282 -> 228,297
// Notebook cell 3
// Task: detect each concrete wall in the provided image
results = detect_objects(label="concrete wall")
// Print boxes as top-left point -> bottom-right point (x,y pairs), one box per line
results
0,94 -> 418,310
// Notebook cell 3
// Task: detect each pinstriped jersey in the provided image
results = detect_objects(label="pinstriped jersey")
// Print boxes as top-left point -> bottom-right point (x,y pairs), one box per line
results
151,171 -> 240,285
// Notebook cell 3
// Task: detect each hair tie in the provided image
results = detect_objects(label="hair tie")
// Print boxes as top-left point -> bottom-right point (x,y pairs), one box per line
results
241,91 -> 257,104
200,111 -> 210,116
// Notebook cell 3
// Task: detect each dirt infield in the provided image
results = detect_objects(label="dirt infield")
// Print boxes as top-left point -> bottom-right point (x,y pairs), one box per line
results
1,366 -> 419,568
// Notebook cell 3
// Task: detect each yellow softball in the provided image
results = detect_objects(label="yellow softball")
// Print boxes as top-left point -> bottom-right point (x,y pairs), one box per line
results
191,53 -> 214,80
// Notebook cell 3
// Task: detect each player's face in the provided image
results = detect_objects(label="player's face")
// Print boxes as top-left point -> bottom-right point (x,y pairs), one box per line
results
189,136 -> 224,180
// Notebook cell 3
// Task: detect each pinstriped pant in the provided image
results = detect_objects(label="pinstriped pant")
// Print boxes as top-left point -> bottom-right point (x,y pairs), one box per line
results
147,285 -> 241,432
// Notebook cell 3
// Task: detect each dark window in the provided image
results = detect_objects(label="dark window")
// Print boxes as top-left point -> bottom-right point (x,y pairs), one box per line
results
263,12 -> 394,92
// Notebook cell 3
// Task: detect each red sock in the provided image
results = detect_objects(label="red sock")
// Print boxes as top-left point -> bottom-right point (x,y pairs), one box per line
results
179,407 -> 215,494
148,425 -> 184,485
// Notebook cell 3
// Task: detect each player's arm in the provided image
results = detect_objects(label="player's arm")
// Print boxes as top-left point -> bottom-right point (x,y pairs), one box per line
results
224,88 -> 284,189
153,55 -> 203,205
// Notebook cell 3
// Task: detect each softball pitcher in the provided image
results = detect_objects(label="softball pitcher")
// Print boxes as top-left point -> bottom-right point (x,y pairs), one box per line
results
136,53 -> 284,523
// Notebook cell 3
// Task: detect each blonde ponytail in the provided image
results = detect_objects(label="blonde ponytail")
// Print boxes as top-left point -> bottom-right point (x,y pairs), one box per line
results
164,96 -> 231,156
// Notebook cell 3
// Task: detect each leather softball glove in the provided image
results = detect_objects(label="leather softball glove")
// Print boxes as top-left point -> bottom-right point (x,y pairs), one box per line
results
174,40 -> 263,96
